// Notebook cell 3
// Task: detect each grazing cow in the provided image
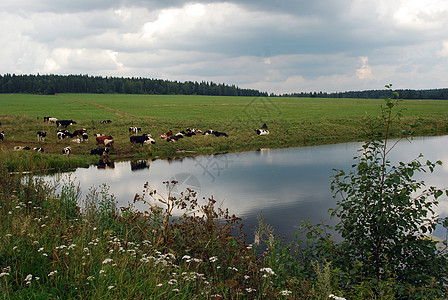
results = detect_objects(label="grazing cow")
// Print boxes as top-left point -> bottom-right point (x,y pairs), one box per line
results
130,135 -> 155,146
33,147 -> 44,152
96,135 -> 113,145
0,131 -> 4,141
81,133 -> 88,142
129,127 -> 141,135
62,146 -> 71,155
72,128 -> 87,137
90,147 -> 110,155
160,130 -> 173,139
23,146 -> 31,150
37,131 -> 47,142
100,120 -> 112,124
56,120 -> 77,128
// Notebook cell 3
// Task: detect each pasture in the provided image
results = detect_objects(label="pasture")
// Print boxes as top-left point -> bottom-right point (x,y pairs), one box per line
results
0,93 -> 447,171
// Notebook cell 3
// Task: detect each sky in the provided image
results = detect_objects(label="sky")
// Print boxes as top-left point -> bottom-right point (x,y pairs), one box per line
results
1,0 -> 448,94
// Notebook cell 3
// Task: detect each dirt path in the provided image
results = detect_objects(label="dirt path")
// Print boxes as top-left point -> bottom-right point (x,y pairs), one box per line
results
57,95 -> 134,118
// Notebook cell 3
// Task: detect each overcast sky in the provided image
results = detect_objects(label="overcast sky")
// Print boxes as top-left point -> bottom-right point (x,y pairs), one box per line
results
1,0 -> 448,94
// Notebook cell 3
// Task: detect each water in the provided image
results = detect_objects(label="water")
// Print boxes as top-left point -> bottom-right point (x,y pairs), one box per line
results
44,135 -> 448,243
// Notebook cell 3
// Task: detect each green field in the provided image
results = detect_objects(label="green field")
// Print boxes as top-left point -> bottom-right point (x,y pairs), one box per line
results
1,93 -> 447,171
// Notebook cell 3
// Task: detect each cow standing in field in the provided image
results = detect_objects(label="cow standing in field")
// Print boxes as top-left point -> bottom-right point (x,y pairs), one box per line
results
57,130 -> 72,140
96,135 -> 113,146
130,134 -> 155,146
90,147 -> 110,155
129,127 -> 141,135
37,131 -> 47,142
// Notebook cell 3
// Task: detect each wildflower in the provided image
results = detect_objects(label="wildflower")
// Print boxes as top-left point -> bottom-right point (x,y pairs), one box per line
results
329,294 -> 346,300
68,244 -> 76,250
168,279 -> 177,285
87,276 -> 95,281
25,274 -> 33,284
35,277 -> 40,281
157,283 -> 163,287
5,234 -> 12,237
260,267 -> 275,275
102,258 -> 113,264
280,290 -> 292,296
0,272 -> 10,278
182,255 -> 191,260
209,256 -> 218,263
228,267 -> 238,271
99,270 -> 105,274
172,288 -> 179,292
246,288 -> 256,293
48,270 -> 58,277
108,286 -> 115,290
38,247 -> 44,252
41,224 -> 46,228
244,275 -> 250,280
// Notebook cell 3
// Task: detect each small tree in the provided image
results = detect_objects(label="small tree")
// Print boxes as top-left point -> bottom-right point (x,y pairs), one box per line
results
330,85 -> 448,287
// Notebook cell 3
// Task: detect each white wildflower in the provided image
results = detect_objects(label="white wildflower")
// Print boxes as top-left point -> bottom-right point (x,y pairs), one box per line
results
329,294 -> 346,300
48,270 -> 58,277
246,288 -> 256,293
280,290 -> 292,296
25,274 -> 33,284
108,286 -> 115,290
209,256 -> 218,263
168,279 -> 177,285
182,255 -> 191,260
0,272 -> 10,278
260,267 -> 275,275
102,258 -> 113,264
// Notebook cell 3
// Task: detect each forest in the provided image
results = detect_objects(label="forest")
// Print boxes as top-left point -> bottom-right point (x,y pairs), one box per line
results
1,73 -> 448,99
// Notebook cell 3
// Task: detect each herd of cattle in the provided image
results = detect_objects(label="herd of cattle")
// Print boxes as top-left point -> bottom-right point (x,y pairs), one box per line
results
0,116 -> 270,157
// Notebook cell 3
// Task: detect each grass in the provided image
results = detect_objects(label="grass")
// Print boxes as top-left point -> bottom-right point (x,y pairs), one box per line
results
1,93 -> 448,172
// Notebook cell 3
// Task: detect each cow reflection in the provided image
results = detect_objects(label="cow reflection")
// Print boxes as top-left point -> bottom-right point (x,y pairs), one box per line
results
97,157 -> 115,169
130,159 -> 150,171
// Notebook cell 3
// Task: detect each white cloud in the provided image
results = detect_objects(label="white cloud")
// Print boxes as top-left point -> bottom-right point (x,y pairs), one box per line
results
356,57 -> 375,80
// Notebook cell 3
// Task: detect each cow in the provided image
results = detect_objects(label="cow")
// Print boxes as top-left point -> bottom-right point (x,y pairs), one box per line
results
100,120 -> 112,124
255,123 -> 269,136
167,135 -> 182,142
72,128 -> 87,137
94,133 -> 105,137
23,146 -> 31,150
129,127 -> 141,135
62,146 -> 71,155
130,135 -> 155,146
255,129 -> 270,136
187,128 -> 202,134
104,139 -> 114,147
96,135 -> 113,145
0,131 -> 4,141
57,131 -> 72,140
81,133 -> 88,142
71,138 -> 82,143
33,147 -> 44,152
37,131 -> 47,142
48,117 -> 58,123
56,120 -> 77,128
160,130 -> 173,139
214,131 -> 228,137
90,147 -> 110,155
203,130 -> 215,135
13,146 -> 22,151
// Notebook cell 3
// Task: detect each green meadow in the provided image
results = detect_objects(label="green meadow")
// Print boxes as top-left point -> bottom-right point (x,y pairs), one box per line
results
0,93 -> 447,171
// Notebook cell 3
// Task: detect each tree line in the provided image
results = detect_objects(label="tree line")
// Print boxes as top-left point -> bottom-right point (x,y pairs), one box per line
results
1,73 -> 447,99
281,88 -> 448,99
0,74 -> 267,97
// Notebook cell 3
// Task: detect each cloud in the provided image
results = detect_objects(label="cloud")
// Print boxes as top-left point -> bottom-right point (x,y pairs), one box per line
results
1,0 -> 448,93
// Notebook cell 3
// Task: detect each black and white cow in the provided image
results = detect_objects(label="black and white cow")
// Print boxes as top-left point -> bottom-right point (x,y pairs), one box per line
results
100,120 -> 112,124
81,133 -> 88,142
130,135 -> 155,146
37,131 -> 47,142
214,131 -> 229,137
33,147 -> 44,152
129,126 -> 142,135
255,123 -> 269,136
0,131 -> 4,141
62,146 -> 71,155
56,120 -> 77,128
90,147 -> 110,155
57,130 -> 72,140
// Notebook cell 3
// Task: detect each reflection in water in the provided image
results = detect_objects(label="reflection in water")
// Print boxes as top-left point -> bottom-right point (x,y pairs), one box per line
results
130,160 -> 151,171
44,135 -> 448,242
97,157 -> 115,169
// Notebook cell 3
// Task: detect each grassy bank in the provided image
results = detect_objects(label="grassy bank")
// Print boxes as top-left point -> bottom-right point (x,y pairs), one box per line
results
1,93 -> 448,171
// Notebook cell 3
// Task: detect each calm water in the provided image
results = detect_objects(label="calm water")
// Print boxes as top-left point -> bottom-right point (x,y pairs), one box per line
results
45,135 -> 448,242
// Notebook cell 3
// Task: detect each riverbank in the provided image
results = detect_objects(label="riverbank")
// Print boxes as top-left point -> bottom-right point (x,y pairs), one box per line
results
1,94 -> 448,172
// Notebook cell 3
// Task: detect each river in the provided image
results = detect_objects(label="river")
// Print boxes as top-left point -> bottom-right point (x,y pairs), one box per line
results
44,135 -> 448,243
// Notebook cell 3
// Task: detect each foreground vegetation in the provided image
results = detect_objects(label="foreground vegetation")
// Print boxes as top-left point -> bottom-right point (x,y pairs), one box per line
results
1,89 -> 448,299
1,93 -> 447,172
